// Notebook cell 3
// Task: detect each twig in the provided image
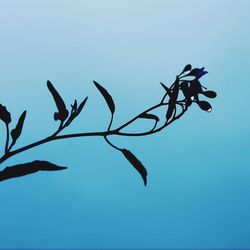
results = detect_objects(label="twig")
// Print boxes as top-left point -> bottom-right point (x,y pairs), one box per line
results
0,65 -> 216,185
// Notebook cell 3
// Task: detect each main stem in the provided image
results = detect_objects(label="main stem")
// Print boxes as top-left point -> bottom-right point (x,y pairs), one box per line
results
0,99 -> 187,166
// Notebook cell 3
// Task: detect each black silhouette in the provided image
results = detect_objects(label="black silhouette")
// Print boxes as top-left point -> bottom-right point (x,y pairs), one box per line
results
0,161 -> 67,181
122,149 -> 147,186
0,65 -> 217,185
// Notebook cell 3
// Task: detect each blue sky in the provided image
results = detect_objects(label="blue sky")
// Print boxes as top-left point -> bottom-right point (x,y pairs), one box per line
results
0,0 -> 250,248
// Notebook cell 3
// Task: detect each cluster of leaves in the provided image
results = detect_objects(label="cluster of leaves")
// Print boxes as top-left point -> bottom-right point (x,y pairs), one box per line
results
91,65 -> 216,186
160,65 -> 217,117
178,65 -> 217,111
0,65 -> 216,184
0,104 -> 26,153
47,81 -> 88,132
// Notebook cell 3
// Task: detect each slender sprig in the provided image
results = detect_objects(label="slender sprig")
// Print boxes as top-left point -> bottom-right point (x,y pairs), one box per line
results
0,65 -> 217,185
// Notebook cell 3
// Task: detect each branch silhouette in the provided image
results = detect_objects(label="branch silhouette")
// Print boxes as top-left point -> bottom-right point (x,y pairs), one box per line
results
0,65 -> 217,185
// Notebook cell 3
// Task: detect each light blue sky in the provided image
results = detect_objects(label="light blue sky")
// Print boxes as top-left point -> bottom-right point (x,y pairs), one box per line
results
0,0 -> 250,248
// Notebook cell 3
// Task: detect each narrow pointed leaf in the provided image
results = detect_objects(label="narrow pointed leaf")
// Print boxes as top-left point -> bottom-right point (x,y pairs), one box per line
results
160,82 -> 171,96
11,111 -> 26,143
76,97 -> 88,115
139,113 -> 159,121
166,77 -> 179,120
166,103 -> 175,120
47,81 -> 69,122
71,100 -> 77,110
93,81 -> 115,114
122,149 -> 147,186
0,161 -> 67,182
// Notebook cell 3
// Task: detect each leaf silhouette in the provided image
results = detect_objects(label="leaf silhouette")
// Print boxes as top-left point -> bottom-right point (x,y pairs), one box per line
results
93,81 -> 115,114
122,149 -> 147,186
0,160 -> 67,182
71,99 -> 77,111
47,81 -> 69,122
0,104 -> 11,124
202,90 -> 217,98
166,78 -> 179,120
187,68 -> 200,76
11,110 -> 26,144
76,97 -> 88,115
196,100 -> 212,112
181,64 -> 192,74
139,113 -> 159,122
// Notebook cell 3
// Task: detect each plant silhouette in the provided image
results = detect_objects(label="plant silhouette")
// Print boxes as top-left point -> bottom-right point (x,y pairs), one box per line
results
0,65 -> 217,185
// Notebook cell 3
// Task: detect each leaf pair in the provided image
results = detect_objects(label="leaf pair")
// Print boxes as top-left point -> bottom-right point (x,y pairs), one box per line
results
94,81 -> 147,186
72,98 -> 88,116
65,97 -> 88,126
47,81 -> 88,128
11,111 -> 26,145
0,102 -> 26,149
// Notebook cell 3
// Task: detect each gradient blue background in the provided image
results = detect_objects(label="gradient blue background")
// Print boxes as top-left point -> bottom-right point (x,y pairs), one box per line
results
0,0 -> 250,248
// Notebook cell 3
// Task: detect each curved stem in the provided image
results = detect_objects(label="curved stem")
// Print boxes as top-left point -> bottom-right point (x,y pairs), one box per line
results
104,136 -> 121,151
117,105 -> 187,137
150,120 -> 158,132
116,102 -> 168,132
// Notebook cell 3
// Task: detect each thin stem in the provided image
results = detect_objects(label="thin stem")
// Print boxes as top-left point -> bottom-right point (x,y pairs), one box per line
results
107,113 -> 114,131
0,130 -> 114,164
104,136 -> 121,151
0,100 -> 188,165
150,120 -> 158,132
8,141 -> 14,153
117,105 -> 187,137
51,123 -> 63,137
5,124 -> 9,154
160,93 -> 168,104
116,102 -> 167,132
